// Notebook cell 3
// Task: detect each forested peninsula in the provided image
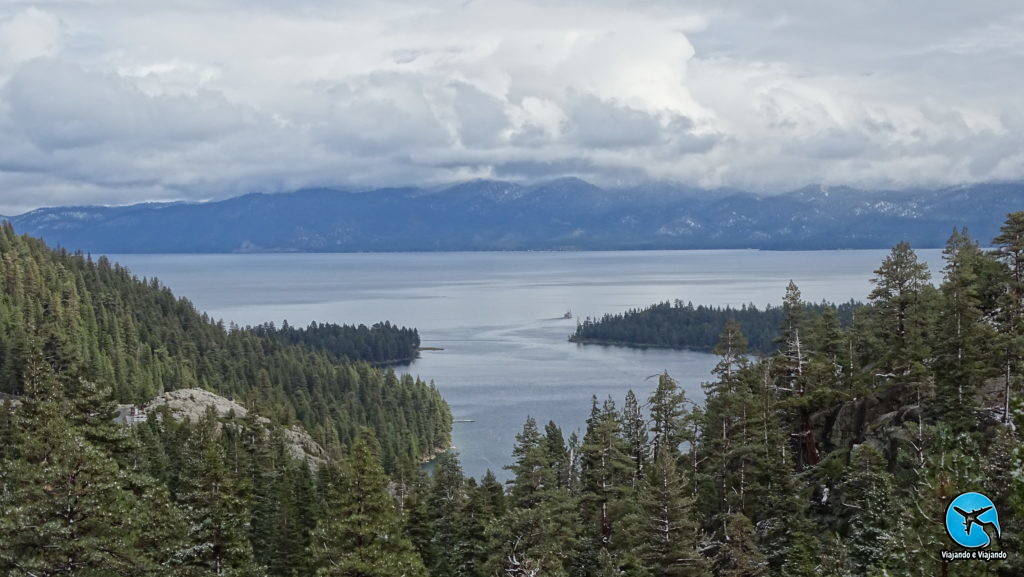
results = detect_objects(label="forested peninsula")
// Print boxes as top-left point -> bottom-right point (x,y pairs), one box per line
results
3,214 -> 1024,577
571,300 -> 861,353
251,320 -> 422,365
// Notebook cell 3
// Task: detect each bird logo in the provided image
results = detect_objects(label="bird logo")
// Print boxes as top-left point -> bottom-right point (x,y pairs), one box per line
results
945,492 -> 1001,549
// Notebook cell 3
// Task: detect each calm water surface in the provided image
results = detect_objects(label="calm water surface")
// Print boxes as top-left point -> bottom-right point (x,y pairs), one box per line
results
108,249 -> 943,480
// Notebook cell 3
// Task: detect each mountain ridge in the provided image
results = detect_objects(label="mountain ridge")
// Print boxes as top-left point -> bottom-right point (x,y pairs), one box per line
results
6,179 -> 1022,253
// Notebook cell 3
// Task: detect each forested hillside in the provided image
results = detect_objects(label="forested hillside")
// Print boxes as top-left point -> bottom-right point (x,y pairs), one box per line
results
3,216 -> 1024,577
0,223 -> 450,468
571,300 -> 861,353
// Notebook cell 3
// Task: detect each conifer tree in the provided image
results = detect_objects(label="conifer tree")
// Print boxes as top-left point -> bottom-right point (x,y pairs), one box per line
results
307,430 -> 427,577
635,446 -> 710,577
455,476 -> 503,577
753,402 -> 816,577
930,228 -> 992,428
713,319 -> 750,385
478,469 -> 507,518
714,513 -> 767,577
759,471 -> 816,577
177,411 -> 263,577
840,444 -> 900,576
544,420 -> 571,488
993,211 -> 1024,423
776,281 -> 806,394
423,452 -> 468,577
700,323 -> 769,527
506,416 -> 555,508
868,241 -> 932,378
0,398 -> 16,463
489,417 -> 582,577
580,397 -> 633,549
0,350 -> 189,577
620,390 -> 648,488
811,305 -> 845,372
802,304 -> 850,405
648,373 -> 689,459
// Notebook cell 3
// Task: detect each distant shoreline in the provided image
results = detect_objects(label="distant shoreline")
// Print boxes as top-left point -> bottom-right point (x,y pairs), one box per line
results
568,336 -> 708,353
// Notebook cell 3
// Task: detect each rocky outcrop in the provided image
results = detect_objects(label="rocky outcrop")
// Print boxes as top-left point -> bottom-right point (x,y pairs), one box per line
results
119,388 -> 328,469
810,376 -> 1011,468
142,388 -> 252,422
280,425 -> 328,464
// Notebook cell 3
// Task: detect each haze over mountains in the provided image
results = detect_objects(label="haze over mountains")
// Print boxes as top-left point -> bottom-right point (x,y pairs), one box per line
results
5,178 -> 1022,253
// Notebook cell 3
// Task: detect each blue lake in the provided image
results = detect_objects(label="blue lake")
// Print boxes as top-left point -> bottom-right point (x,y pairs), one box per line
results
107,249 -> 943,480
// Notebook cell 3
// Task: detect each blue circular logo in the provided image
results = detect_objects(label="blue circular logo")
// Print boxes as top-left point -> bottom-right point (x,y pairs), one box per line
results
945,492 -> 1001,549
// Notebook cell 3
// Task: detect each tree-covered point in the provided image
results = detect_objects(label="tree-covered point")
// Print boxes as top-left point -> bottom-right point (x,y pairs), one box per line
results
0,223 -> 450,470
570,299 -> 860,353
250,320 -> 421,364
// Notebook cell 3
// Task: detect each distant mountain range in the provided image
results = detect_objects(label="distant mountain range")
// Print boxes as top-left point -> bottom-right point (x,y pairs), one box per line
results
5,178 -> 1023,252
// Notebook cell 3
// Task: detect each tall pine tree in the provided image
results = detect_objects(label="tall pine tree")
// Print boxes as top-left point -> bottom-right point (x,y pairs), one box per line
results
306,430 -> 427,577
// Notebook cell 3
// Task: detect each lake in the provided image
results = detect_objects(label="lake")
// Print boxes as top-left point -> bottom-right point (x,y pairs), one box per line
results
107,249 -> 944,480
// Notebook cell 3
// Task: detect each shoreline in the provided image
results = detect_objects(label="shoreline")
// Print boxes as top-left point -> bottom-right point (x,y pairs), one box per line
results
568,336 -> 708,353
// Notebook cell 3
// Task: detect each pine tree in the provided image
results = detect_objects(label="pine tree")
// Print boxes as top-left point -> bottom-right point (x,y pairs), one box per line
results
486,503 -> 582,577
488,417 -> 582,577
992,212 -> 1024,423
754,404 -> 816,577
896,425 -> 1003,577
423,452 -> 468,577
579,397 -> 633,549
0,398 -> 16,463
714,513 -> 767,577
757,465 -> 816,577
994,212 -> 1024,302
771,282 -> 824,468
478,469 -> 507,518
177,411 -> 263,577
543,420 -> 571,489
810,305 -> 845,373
840,444 -> 900,576
306,430 -> 427,577
930,228 -> 992,429
506,416 -> 555,508
700,323 -> 770,528
454,476 -> 501,577
713,319 -> 749,385
264,460 -> 315,577
801,300 -> 850,392
620,390 -> 648,489
868,241 -> 932,379
648,373 -> 689,459
635,446 -> 710,577
0,349 -> 189,577
776,281 -> 806,394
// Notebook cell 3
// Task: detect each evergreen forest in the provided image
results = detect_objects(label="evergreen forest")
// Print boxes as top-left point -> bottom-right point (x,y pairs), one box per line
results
0,223 -> 451,469
571,300 -> 860,353
3,213 -> 1024,577
251,320 -> 421,365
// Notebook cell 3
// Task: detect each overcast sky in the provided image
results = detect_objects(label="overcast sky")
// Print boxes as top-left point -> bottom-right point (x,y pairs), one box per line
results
0,1 -> 1022,214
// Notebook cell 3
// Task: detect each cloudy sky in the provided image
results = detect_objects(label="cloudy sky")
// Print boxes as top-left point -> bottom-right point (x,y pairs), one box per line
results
0,0 -> 1022,214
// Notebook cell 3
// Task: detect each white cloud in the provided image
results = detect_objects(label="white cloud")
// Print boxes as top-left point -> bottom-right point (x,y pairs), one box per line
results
0,8 -> 63,75
0,0 -> 1021,213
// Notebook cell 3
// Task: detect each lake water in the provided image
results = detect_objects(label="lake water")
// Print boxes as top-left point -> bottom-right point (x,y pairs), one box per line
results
107,249 -> 943,481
